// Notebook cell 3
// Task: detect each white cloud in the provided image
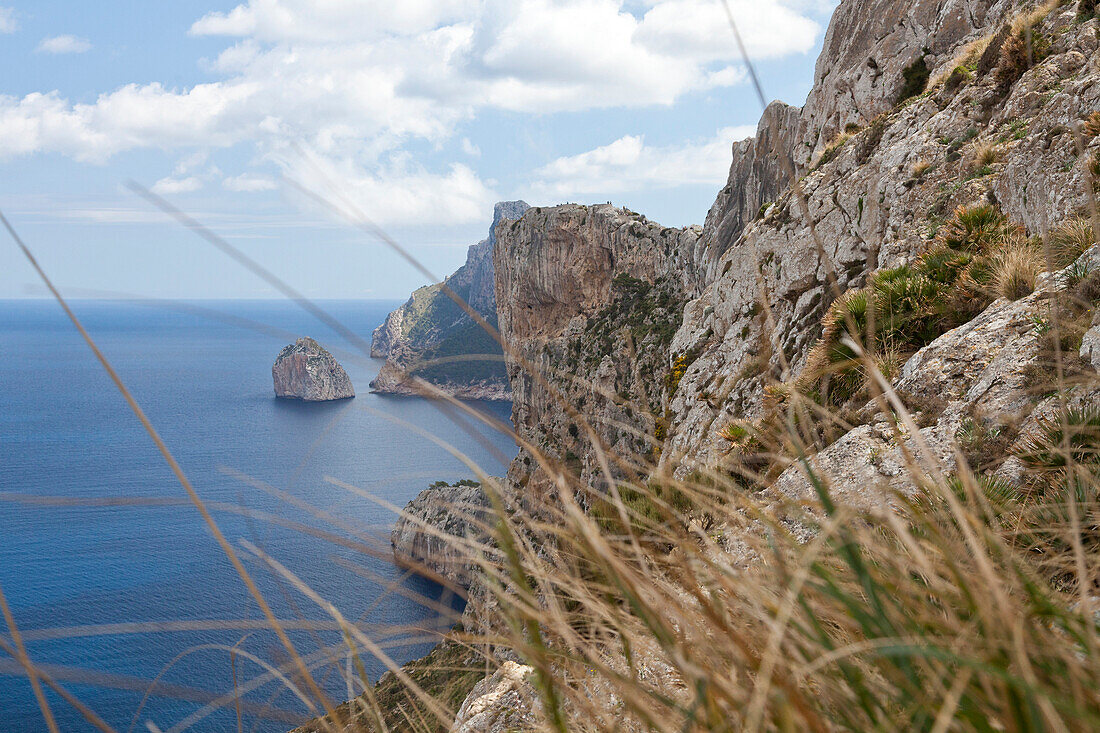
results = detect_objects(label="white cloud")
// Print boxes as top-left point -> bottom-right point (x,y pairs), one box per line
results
223,173 -> 277,191
0,7 -> 16,34
286,155 -> 497,227
0,0 -> 820,224
190,0 -> 479,42
531,125 -> 757,197
634,0 -> 819,62
152,176 -> 204,194
461,138 -> 480,157
37,35 -> 93,54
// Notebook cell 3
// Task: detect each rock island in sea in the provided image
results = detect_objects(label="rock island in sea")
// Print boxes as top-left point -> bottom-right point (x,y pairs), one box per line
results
272,337 -> 355,401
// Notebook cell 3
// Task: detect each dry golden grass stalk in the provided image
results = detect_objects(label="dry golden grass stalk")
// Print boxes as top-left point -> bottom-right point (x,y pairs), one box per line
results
991,238 -> 1044,300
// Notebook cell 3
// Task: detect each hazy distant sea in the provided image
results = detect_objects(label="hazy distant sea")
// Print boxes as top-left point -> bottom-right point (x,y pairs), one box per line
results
0,299 -> 515,732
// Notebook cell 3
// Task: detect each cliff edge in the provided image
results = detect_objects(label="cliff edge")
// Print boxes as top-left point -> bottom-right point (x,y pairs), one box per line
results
369,201 -> 529,401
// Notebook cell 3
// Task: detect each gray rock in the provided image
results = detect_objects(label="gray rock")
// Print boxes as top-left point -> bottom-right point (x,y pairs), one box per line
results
494,203 -> 703,494
451,661 -> 538,733
369,200 -> 529,400
1080,318 -> 1100,372
272,337 -> 354,401
391,480 -> 494,589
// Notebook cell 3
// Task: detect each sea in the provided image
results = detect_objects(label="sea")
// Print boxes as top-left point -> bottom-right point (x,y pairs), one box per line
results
0,299 -> 517,732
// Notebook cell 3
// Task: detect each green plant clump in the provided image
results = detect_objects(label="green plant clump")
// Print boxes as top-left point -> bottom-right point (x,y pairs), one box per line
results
798,205 -> 1021,406
897,53 -> 930,103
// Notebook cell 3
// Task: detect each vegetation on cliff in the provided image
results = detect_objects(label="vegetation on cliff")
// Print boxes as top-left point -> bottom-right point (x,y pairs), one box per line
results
298,0 -> 1100,730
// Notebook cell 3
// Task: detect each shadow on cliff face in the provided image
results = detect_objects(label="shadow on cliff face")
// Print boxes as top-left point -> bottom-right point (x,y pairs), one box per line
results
4,0 -> 1100,731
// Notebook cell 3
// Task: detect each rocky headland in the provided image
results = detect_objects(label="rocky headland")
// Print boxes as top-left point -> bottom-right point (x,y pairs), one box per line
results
304,0 -> 1100,728
272,337 -> 355,401
370,201 -> 529,401
390,479 -> 493,589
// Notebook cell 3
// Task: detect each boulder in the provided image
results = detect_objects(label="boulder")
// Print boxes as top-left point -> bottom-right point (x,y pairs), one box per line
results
272,337 -> 354,401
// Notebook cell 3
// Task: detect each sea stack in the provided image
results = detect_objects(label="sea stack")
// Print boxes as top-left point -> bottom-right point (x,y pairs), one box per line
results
272,337 -> 354,401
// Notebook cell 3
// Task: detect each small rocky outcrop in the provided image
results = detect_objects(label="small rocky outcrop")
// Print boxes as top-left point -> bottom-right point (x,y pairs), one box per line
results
391,480 -> 494,589
451,661 -> 538,733
272,337 -> 354,401
370,201 -> 529,400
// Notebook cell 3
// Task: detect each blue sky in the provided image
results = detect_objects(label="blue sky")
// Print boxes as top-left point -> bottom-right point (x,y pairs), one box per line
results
0,0 -> 836,300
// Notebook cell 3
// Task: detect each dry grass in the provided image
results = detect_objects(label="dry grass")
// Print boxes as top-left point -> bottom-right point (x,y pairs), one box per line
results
971,141 -> 999,169
1049,216 -> 1098,268
1084,111 -> 1100,140
992,238 -> 1044,299
910,159 -> 933,178
815,130 -> 853,168
929,33 -> 990,88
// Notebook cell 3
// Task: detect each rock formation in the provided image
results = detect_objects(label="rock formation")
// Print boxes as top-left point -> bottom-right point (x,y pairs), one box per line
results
494,204 -> 703,493
272,337 -> 354,401
370,201 -> 529,401
391,480 -> 493,589
301,0 -> 1100,728
451,661 -> 537,733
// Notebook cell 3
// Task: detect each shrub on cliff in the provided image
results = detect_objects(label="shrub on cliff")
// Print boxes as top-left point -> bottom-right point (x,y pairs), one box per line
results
991,238 -> 1044,300
995,25 -> 1050,91
1048,216 -> 1097,268
896,53 -> 930,103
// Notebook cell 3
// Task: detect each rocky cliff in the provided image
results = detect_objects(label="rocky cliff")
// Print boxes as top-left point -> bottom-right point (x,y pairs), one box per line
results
666,0 -> 1099,471
302,0 -> 1100,728
494,204 -> 703,494
272,337 -> 354,401
370,201 -> 529,401
391,480 -> 493,589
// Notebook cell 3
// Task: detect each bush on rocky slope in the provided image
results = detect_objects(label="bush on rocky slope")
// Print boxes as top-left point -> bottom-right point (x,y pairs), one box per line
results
796,204 -> 1033,407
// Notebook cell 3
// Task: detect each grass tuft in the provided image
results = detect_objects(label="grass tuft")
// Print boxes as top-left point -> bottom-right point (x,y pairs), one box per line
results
991,239 -> 1043,300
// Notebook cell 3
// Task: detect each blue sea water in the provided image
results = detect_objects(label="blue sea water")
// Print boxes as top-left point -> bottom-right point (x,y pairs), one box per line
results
0,299 -> 516,732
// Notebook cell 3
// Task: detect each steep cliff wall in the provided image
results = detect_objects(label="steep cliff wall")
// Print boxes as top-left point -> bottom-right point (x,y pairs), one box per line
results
667,1 -> 1100,470
490,0 -> 1099,481
370,201 -> 529,400
494,204 -> 702,493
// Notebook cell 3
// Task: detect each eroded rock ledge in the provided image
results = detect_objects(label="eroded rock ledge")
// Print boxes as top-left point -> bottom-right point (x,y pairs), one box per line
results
391,480 -> 494,590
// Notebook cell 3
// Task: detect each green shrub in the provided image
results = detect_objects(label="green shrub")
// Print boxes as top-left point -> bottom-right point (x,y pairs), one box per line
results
897,54 -> 930,103
946,472 -> 1021,512
944,65 -> 972,92
938,204 -> 1011,252
916,244 -> 974,284
1079,0 -> 1098,21
800,269 -> 952,406
1016,408 -> 1100,481
796,205 -> 1032,407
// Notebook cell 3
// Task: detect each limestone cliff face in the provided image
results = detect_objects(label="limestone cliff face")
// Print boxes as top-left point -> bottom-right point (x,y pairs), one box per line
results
272,337 -> 354,401
666,2 -> 1100,470
492,3 -> 1100,489
798,0 -> 1016,160
391,480 -> 491,589
699,101 -> 801,276
369,201 -> 529,400
494,204 -> 702,493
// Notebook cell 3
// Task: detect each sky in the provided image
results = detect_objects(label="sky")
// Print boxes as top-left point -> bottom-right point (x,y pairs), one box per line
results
0,0 -> 837,300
